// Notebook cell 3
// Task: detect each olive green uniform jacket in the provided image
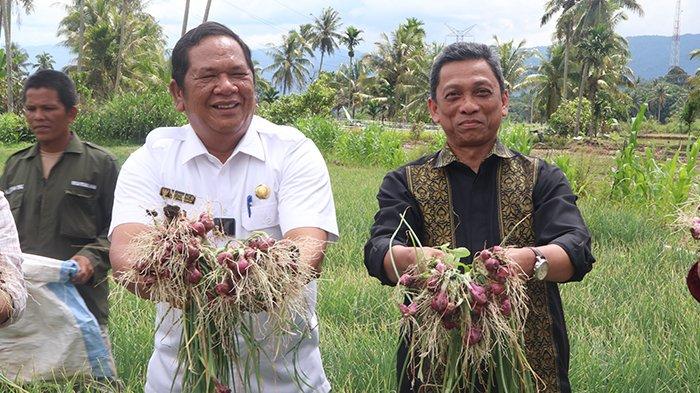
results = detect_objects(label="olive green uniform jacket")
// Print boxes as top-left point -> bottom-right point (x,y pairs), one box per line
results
0,134 -> 118,325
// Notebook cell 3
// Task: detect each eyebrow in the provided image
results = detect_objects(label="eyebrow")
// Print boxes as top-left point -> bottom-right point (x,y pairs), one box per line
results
194,65 -> 248,74
441,77 -> 495,91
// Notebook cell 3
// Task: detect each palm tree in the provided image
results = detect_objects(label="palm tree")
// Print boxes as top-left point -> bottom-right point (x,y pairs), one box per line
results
298,23 -> 314,47
293,26 -> 314,58
652,81 -> 667,122
492,36 -> 530,91
403,17 -> 426,37
365,98 -> 387,121
365,18 -> 426,119
77,0 -> 84,72
310,7 -> 342,77
399,42 -> 442,123
590,50 -> 635,130
574,24 -> 620,135
691,49 -> 700,75
0,43 -> 29,111
265,32 -> 313,94
59,0 -> 167,99
523,44 -> 566,121
332,59 -> 376,118
258,84 -> 279,104
1,0 -> 33,112
114,0 -> 131,92
341,25 -> 363,72
33,52 -> 54,70
541,0 -> 579,100
569,0 -> 643,37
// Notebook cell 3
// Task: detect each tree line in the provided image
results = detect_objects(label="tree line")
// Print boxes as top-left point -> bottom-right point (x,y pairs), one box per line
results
0,0 -> 698,135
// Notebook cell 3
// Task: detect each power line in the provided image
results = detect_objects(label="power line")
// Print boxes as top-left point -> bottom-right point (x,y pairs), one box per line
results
217,0 -> 288,35
267,0 -> 311,20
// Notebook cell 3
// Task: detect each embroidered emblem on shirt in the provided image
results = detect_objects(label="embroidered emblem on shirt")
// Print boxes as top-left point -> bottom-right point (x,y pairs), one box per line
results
255,184 -> 271,200
160,187 -> 196,204
70,180 -> 98,190
5,184 -> 24,195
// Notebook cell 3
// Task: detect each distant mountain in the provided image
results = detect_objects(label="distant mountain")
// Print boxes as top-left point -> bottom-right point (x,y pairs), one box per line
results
525,34 -> 699,81
20,34 -> 700,84
627,34 -> 699,80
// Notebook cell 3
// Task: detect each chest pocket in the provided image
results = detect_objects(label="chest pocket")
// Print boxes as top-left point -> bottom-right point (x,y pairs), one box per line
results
60,185 -> 98,239
242,203 -> 279,232
4,187 -> 24,220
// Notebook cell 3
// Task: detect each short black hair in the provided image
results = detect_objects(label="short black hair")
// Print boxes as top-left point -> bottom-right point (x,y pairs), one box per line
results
429,42 -> 506,100
171,21 -> 255,89
23,69 -> 77,110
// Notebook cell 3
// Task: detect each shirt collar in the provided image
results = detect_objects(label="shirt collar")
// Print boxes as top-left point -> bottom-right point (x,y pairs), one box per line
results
179,124 -> 210,165
434,139 -> 515,168
232,116 -> 265,162
63,133 -> 84,154
179,116 -> 266,165
21,132 -> 83,159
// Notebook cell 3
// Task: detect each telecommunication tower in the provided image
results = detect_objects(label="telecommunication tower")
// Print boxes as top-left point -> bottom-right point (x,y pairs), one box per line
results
670,0 -> 681,68
445,24 -> 475,42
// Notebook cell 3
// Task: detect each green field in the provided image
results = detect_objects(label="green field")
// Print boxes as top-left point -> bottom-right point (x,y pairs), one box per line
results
1,143 -> 699,392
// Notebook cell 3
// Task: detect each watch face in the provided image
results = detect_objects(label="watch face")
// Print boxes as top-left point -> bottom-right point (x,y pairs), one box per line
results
535,259 -> 549,280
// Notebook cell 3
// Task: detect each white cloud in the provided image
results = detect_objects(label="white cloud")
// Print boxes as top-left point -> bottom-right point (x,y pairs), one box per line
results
6,0 -> 700,52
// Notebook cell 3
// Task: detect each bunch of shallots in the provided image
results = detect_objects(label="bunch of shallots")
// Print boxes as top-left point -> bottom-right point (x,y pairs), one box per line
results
118,205 -> 316,392
395,245 -> 538,392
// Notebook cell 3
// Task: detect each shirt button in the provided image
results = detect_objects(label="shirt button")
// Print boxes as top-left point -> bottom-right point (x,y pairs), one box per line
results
265,216 -> 272,225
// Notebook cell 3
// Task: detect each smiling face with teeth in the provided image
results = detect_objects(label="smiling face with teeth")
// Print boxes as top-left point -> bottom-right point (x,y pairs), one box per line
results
170,35 -> 256,158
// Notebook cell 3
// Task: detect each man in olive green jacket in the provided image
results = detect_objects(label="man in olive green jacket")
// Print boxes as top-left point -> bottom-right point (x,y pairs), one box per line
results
0,70 -> 119,376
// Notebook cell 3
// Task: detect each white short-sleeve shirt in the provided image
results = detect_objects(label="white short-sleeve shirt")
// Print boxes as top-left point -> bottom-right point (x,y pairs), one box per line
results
109,116 -> 338,393
0,191 -> 25,328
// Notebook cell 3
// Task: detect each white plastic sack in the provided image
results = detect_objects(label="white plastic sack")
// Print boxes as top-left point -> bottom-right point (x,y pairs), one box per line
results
0,253 -> 114,382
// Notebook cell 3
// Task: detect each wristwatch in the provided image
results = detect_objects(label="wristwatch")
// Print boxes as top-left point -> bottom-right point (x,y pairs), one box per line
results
529,247 -> 549,280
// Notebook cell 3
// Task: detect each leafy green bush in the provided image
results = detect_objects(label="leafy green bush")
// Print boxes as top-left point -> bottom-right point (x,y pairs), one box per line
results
611,104 -> 700,207
500,122 -> 535,155
295,116 -> 341,154
73,91 -> 186,144
429,130 -> 446,152
549,98 -> 592,136
0,113 -> 32,144
550,155 -> 591,197
336,124 -> 405,167
257,94 -> 305,126
257,75 -> 335,126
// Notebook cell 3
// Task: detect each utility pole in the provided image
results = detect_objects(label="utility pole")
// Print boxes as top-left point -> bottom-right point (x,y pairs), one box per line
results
181,0 -> 191,37
203,0 -> 212,23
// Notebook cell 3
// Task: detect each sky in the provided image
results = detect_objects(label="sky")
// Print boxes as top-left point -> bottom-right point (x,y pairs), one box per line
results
7,0 -> 700,63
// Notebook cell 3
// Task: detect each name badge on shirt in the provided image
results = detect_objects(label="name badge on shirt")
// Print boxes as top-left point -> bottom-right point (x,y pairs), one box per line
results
160,187 -> 196,204
71,180 -> 98,190
5,184 -> 23,195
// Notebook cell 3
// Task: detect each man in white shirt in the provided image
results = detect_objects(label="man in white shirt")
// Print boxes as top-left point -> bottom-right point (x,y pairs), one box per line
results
0,192 -> 25,328
109,22 -> 338,392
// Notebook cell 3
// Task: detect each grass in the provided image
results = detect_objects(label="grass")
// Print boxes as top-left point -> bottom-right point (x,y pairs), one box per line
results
1,141 -> 699,392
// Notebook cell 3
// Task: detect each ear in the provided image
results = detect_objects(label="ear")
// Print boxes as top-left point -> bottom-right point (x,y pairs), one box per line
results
428,97 -> 440,124
169,80 -> 186,112
67,106 -> 78,123
500,90 -> 510,117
